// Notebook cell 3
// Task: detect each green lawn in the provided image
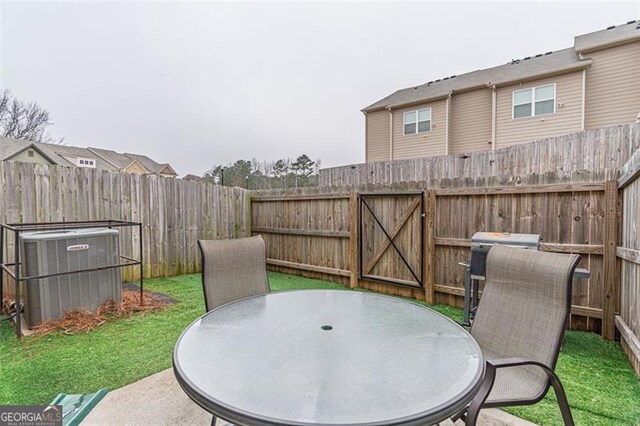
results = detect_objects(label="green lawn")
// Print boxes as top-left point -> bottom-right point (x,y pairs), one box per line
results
1,272 -> 638,425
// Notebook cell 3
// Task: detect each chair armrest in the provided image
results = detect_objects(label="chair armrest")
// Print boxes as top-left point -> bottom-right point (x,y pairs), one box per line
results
478,357 -> 574,426
459,357 -> 569,425
487,357 -> 563,391
486,357 -> 556,376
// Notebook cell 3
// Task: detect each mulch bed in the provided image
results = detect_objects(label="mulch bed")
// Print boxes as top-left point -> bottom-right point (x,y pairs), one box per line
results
1,289 -> 173,336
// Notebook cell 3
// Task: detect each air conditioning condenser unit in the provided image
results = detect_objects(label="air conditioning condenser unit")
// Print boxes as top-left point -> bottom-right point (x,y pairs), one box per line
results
19,228 -> 122,328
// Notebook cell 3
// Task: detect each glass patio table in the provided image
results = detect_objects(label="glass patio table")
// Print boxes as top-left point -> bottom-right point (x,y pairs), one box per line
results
173,290 -> 484,426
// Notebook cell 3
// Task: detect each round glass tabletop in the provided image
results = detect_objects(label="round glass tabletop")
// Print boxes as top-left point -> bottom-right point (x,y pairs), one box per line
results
173,290 -> 483,426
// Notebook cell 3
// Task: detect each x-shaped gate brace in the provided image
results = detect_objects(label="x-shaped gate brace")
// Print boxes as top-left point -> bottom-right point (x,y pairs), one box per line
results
358,192 -> 425,288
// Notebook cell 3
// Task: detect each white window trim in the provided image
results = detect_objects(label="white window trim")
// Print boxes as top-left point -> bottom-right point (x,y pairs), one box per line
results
512,83 -> 556,119
403,107 -> 432,135
77,157 -> 96,168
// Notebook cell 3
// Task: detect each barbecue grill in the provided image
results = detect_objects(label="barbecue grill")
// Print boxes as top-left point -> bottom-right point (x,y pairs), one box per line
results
460,231 -> 588,327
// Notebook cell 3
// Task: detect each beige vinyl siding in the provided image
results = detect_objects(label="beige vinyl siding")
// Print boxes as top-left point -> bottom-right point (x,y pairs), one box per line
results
392,100 -> 447,160
585,41 -> 640,129
495,72 -> 583,148
8,149 -> 54,165
450,89 -> 493,154
365,110 -> 390,162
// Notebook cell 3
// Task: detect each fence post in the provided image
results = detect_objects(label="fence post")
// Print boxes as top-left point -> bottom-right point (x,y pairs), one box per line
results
602,180 -> 618,340
424,190 -> 436,304
348,192 -> 358,289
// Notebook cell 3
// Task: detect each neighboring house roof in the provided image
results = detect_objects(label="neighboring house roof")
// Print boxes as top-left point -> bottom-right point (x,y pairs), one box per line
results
87,147 -> 140,170
364,20 -> 638,113
575,20 -> 640,52
123,153 -> 177,176
87,148 -> 177,176
0,137 -> 177,176
46,143 -> 117,171
157,164 -> 178,176
0,137 -> 69,166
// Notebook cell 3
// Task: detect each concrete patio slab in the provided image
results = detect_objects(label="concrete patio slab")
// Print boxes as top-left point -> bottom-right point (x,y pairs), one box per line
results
82,369 -> 537,426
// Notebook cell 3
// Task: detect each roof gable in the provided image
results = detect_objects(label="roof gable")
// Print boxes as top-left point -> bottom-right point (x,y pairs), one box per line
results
158,164 -> 178,176
123,159 -> 150,174
1,140 -> 60,165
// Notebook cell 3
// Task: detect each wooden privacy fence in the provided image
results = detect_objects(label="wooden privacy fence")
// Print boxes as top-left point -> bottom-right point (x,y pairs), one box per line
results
251,179 -> 619,339
320,124 -> 640,187
617,149 -> 640,376
432,181 -> 616,337
251,192 -> 358,289
0,161 -> 251,295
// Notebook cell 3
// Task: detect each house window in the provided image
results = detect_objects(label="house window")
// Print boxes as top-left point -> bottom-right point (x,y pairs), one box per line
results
77,158 -> 96,168
403,108 -> 431,135
513,84 -> 556,119
27,150 -> 34,157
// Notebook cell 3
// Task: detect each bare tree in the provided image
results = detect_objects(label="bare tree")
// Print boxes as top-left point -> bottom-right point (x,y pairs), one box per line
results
0,89 -> 63,144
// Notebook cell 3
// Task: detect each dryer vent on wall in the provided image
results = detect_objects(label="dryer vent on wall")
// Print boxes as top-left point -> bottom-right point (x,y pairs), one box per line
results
20,228 -> 122,328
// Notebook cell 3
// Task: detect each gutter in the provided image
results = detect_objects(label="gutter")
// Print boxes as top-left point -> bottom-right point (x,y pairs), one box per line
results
490,85 -> 497,150
581,69 -> 586,130
445,91 -> 453,155
363,110 -> 368,163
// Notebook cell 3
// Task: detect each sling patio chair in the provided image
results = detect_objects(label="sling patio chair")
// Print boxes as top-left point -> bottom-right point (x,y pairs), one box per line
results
196,236 -> 270,426
197,235 -> 270,312
456,245 -> 580,426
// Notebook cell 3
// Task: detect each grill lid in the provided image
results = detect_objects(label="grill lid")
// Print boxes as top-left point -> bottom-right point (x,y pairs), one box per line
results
471,232 -> 541,249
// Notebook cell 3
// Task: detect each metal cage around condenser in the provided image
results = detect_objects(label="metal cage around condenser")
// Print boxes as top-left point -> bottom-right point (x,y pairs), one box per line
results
0,220 -> 144,338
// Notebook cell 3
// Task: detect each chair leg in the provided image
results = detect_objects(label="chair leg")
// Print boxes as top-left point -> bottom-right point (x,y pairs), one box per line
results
547,371 -> 575,426
464,361 -> 496,425
211,415 -> 217,426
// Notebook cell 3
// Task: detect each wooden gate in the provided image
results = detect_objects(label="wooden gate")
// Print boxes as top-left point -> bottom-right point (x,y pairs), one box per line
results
358,192 -> 424,288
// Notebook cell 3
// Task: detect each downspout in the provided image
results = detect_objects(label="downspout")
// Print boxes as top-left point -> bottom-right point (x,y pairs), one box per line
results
445,91 -> 453,155
363,110 -> 368,162
388,107 -> 393,161
491,85 -> 497,151
581,68 -> 586,130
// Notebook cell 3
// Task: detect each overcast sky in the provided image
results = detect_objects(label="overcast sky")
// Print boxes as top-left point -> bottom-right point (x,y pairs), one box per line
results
0,1 -> 638,176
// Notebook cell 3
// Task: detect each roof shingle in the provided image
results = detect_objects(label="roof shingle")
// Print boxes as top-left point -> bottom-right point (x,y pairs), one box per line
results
363,48 -> 589,112
0,138 -> 177,175
574,20 -> 640,52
